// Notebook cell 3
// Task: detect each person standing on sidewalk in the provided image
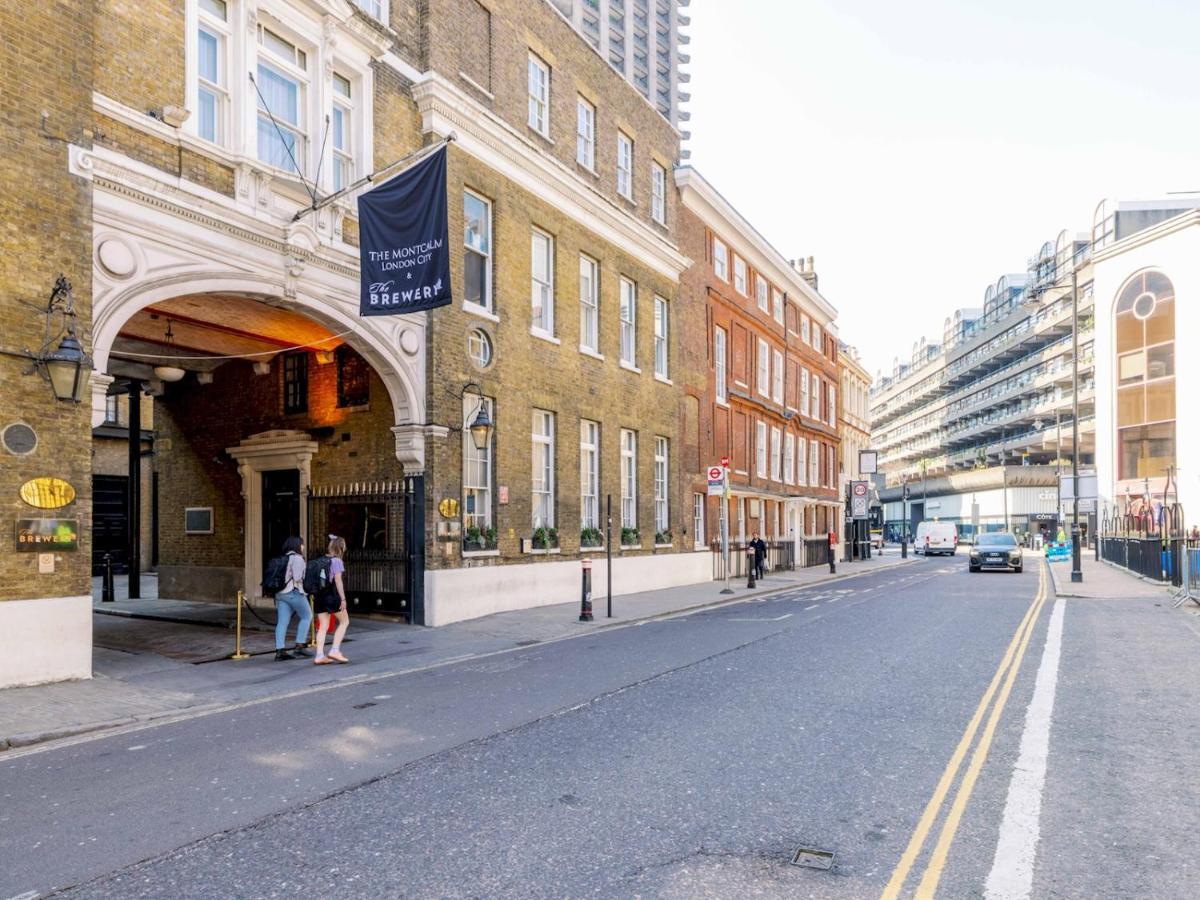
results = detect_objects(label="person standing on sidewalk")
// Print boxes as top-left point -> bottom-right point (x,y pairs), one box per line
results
751,533 -> 767,580
313,535 -> 350,665
273,537 -> 311,661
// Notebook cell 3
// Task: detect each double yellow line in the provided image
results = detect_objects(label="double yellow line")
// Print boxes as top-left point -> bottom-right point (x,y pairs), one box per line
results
881,563 -> 1049,899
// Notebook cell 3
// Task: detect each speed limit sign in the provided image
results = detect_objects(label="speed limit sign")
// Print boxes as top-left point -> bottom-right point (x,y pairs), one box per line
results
852,481 -> 868,498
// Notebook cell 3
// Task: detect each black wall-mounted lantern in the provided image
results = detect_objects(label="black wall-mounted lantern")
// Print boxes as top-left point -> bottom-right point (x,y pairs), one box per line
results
463,382 -> 493,451
0,275 -> 93,403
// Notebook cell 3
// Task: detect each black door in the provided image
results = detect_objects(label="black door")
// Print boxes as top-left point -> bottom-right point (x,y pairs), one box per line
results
93,475 -> 129,573
262,469 -> 300,574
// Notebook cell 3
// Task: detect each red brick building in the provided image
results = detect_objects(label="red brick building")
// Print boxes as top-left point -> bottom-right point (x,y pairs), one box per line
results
677,168 -> 843,562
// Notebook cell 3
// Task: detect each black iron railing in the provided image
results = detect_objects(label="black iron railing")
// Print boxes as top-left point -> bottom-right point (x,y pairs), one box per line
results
711,540 -> 796,580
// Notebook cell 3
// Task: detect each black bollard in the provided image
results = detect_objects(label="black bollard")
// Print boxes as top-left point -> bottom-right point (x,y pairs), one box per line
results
579,558 -> 594,622
829,532 -> 837,574
102,552 -> 115,603
746,546 -> 757,589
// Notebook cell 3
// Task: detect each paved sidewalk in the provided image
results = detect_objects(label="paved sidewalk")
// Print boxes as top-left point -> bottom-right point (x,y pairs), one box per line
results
1047,554 -> 1176,600
1,553 -> 914,753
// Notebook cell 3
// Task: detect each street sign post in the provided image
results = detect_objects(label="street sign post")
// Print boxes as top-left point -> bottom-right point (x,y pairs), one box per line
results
859,449 -> 878,475
710,463 -> 733,594
707,465 -> 726,497
850,480 -> 869,519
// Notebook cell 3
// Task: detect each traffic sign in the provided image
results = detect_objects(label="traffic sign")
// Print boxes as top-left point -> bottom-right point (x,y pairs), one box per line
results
851,479 -> 870,519
720,456 -> 730,468
852,481 -> 868,498
707,465 -> 726,497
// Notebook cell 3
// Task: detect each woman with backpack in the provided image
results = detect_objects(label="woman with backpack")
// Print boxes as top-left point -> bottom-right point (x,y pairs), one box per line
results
272,536 -> 312,661
313,535 -> 350,665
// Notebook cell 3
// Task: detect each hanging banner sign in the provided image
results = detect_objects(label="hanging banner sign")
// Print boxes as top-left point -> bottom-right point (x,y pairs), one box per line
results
357,146 -> 452,316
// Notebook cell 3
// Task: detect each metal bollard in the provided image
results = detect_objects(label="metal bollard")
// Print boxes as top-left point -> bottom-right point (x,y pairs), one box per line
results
579,558 -> 594,622
746,546 -> 757,589
307,594 -> 318,648
829,533 -> 837,575
231,590 -> 251,660
102,553 -> 115,603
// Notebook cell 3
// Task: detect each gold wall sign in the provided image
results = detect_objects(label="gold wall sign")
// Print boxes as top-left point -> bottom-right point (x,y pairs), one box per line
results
438,497 -> 460,519
19,477 -> 76,510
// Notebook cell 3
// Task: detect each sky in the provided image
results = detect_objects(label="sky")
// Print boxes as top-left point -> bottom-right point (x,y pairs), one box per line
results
683,0 -> 1200,377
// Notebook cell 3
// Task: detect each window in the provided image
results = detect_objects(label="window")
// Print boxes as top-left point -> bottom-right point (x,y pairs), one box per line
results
757,339 -> 769,396
617,131 -> 633,199
827,445 -> 836,488
528,53 -> 549,136
335,344 -> 369,407
531,228 -> 554,334
104,394 -> 120,425
813,322 -> 822,351
770,427 -> 782,481
353,0 -> 384,19
331,72 -> 354,190
654,296 -> 669,378
651,162 -> 667,224
713,238 -> 728,281
464,191 -> 492,311
256,26 -> 308,174
809,439 -> 819,486
620,429 -> 637,530
733,255 -> 747,296
784,433 -> 795,485
773,288 -> 784,324
801,369 -> 810,417
772,349 -> 783,403
828,385 -> 836,426
1115,270 -> 1176,479
693,493 -> 705,548
619,277 -> 637,365
755,274 -> 769,311
576,97 -> 595,169
283,351 -> 307,414
797,435 -> 807,486
463,394 -> 493,530
801,314 -> 810,345
755,421 -> 768,478
654,437 -> 669,534
580,254 -> 599,352
532,410 -> 555,529
581,420 -> 599,529
811,373 -> 820,418
197,0 -> 229,144
467,328 -> 492,368
714,326 -> 727,402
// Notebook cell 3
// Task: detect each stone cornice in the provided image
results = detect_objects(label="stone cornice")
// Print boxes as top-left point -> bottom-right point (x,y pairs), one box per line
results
1092,209 -> 1200,263
676,165 -> 839,323
412,72 -> 690,283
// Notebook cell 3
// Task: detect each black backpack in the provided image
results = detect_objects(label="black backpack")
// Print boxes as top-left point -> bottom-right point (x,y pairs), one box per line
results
262,555 -> 290,595
303,555 -> 334,597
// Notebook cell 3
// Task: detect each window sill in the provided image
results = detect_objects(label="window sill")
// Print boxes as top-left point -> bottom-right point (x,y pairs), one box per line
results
715,398 -> 730,409
458,71 -> 494,101
654,543 -> 673,550
619,360 -> 641,374
531,328 -> 561,345
579,345 -> 605,361
462,548 -> 500,558
619,545 -> 642,551
528,126 -> 555,146
525,547 -> 562,556
654,373 -> 673,385
576,161 -> 599,179
463,302 -> 499,323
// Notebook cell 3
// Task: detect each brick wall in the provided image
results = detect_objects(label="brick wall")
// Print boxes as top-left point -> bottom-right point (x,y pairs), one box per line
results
94,0 -> 185,115
0,0 -> 95,600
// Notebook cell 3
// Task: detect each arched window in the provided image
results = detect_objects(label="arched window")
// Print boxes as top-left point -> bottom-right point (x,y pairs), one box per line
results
1115,270 -> 1175,480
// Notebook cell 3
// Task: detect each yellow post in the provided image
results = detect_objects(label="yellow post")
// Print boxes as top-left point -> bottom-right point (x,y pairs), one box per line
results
307,594 -> 317,648
231,589 -> 251,660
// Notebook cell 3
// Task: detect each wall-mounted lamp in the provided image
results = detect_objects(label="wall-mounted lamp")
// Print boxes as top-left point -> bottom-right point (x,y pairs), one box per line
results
463,382 -> 493,451
0,275 -> 94,402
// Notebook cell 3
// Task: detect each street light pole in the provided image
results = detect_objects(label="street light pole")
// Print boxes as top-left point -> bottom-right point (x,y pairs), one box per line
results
1070,266 -> 1083,583
901,475 -> 909,559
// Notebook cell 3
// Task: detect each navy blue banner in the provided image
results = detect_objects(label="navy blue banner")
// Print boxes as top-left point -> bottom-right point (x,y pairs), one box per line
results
357,145 -> 451,316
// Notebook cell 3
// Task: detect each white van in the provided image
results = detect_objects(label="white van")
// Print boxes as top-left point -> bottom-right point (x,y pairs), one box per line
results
916,521 -> 958,556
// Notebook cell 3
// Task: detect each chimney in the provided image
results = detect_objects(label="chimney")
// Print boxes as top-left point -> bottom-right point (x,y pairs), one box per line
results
792,255 -> 818,291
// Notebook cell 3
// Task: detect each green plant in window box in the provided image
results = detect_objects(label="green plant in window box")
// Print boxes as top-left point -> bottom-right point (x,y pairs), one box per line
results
621,526 -> 640,547
655,529 -> 672,546
532,525 -> 559,550
464,525 -> 498,551
580,526 -> 603,548
484,525 -> 498,549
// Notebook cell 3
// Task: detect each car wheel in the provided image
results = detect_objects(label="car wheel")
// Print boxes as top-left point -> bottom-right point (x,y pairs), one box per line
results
1014,565 -> 1023,573
969,565 -> 979,573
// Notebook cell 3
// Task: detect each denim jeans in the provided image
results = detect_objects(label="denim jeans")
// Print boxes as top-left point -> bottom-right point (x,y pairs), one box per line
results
275,589 -> 312,649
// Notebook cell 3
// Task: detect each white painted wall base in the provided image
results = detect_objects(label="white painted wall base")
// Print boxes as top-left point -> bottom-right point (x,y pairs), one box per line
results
424,551 -> 712,627
0,596 -> 92,689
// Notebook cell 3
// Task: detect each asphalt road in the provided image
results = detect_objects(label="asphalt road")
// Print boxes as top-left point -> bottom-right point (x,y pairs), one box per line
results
4,556 -> 1199,898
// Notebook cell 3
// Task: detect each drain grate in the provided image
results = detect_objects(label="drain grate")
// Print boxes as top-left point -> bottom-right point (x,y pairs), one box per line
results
790,847 -> 835,871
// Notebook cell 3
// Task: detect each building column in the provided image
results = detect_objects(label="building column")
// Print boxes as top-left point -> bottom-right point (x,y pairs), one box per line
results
127,379 -> 142,600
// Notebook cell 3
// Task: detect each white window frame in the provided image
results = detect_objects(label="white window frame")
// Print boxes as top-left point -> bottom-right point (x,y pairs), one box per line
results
579,254 -> 600,353
651,161 -> 667,224
581,420 -> 599,530
772,288 -> 784,324
801,314 -> 810,345
330,71 -> 355,191
714,326 -> 727,403
619,277 -> 637,366
255,24 -> 311,176
810,438 -> 820,486
617,131 -> 634,200
801,368 -> 810,417
733,255 -> 748,296
757,339 -> 770,397
828,385 -> 837,427
620,429 -> 638,531
654,295 -> 669,379
784,433 -> 795,485
464,190 -> 493,313
755,273 -> 769,311
693,493 -> 705,549
813,322 -> 822,351
713,238 -> 728,281
531,227 -> 555,336
195,0 -> 230,146
576,96 -> 595,169
797,435 -> 807,486
532,410 -> 555,529
463,394 -> 493,530
654,436 -> 669,535
756,421 -> 768,478
770,427 -> 782,481
353,0 -> 386,22
811,372 -> 820,420
528,53 -> 550,136
772,349 -> 783,404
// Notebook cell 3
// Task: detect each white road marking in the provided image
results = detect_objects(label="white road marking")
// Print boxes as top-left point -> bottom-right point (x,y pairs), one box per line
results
983,595 -> 1066,900
126,745 -> 147,751
805,604 -> 819,610
728,614 -> 793,622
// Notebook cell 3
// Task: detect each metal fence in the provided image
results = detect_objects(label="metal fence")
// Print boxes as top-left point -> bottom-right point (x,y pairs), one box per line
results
711,540 -> 796,580
803,538 -> 830,568
1098,501 -> 1196,588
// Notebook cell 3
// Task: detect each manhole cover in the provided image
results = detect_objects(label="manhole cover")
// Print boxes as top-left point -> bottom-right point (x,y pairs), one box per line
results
791,847 -> 835,870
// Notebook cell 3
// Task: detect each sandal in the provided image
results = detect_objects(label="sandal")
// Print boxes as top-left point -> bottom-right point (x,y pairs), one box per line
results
314,656 -> 333,665
328,651 -> 350,664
